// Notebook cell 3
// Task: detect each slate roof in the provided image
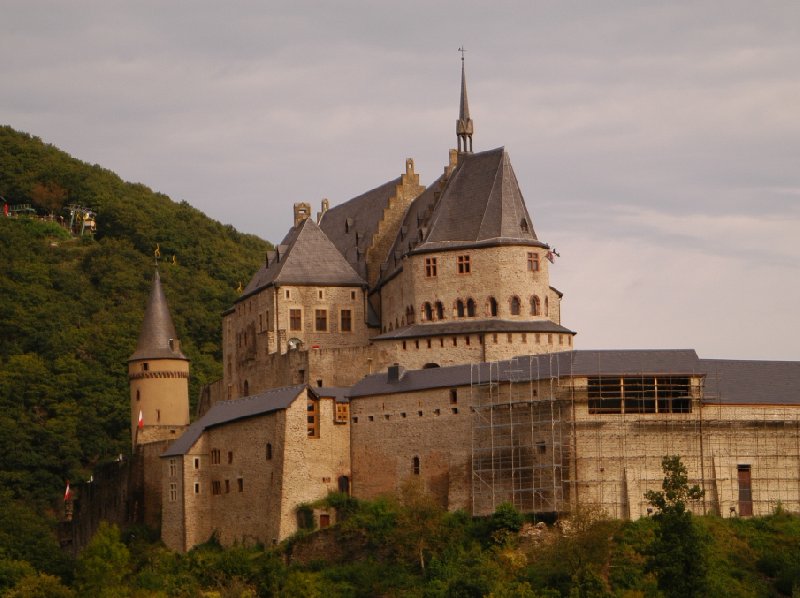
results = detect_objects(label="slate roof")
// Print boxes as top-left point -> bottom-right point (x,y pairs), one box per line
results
318,177 -> 402,279
239,217 -> 366,301
373,319 -> 575,340
309,386 -> 350,403
348,350 -> 703,398
162,385 -> 306,457
129,270 -> 188,362
376,177 -> 443,286
415,148 -> 547,252
700,359 -> 800,405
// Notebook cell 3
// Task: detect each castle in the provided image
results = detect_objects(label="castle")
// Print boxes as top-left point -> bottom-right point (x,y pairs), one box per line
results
122,62 -> 800,552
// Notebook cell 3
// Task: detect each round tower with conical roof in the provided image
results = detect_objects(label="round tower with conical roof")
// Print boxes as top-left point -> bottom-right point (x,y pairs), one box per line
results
129,269 -> 190,447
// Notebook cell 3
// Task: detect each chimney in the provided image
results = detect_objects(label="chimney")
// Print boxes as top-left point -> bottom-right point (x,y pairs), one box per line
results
388,363 -> 401,383
293,202 -> 311,227
317,198 -> 329,223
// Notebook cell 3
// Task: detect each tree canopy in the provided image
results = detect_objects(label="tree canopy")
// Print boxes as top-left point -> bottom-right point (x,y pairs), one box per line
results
0,126 -> 271,566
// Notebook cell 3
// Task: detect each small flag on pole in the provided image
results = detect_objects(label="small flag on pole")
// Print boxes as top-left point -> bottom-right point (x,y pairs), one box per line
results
64,481 -> 72,502
138,410 -> 144,429
546,248 -> 561,263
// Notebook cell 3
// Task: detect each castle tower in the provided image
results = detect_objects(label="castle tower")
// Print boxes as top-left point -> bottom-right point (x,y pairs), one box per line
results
128,269 -> 190,447
456,51 -> 474,153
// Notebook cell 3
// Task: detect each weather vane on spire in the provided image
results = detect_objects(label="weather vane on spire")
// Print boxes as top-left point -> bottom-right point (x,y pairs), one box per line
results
456,46 -> 473,153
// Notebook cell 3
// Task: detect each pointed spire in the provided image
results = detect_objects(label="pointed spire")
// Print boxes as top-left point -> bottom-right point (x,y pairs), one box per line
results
456,47 -> 474,153
129,269 -> 188,361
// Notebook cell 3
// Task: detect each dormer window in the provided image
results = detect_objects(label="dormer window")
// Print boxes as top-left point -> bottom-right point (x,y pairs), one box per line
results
520,218 -> 529,233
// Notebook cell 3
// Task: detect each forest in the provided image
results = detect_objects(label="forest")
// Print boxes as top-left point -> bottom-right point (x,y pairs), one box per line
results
1,126 -> 799,597
0,126 -> 270,586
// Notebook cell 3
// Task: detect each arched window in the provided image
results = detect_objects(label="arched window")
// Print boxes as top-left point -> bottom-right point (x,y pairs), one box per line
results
266,443 -> 273,460
510,296 -> 521,316
489,297 -> 498,317
435,301 -> 444,320
412,456 -> 420,475
136,390 -> 140,402
243,380 -> 250,396
531,295 -> 541,316
545,297 -> 549,316
424,302 -> 433,321
422,362 -> 440,369
407,305 -> 415,325
466,298 -> 476,317
456,300 -> 466,318
395,317 -> 399,329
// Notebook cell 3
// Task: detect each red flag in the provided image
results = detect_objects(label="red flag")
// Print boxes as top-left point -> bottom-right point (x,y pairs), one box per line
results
64,481 -> 72,502
138,410 -> 144,429
546,251 -> 555,263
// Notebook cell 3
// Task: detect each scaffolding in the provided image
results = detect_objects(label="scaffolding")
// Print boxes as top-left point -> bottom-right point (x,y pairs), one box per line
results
470,354 -> 800,519
470,354 -> 569,516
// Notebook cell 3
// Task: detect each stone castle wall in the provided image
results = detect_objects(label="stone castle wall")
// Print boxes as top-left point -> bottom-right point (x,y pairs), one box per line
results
380,245 -> 562,334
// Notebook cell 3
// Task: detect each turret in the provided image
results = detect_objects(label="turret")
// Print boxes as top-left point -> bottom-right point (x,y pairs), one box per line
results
456,50 -> 474,154
128,269 -> 190,447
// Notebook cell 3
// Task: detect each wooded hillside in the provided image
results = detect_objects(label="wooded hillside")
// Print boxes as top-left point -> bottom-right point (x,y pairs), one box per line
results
0,125 -> 270,522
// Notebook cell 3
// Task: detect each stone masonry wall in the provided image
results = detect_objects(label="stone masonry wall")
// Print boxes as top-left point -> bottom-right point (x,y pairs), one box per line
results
350,386 -> 471,510
381,245 -> 562,334
365,159 -> 425,288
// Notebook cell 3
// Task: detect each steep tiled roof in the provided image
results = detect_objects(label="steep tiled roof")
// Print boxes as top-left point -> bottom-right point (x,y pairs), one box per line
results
309,386 -> 350,403
129,270 -> 188,362
348,349 -> 702,397
373,319 -> 574,340
162,385 -> 306,457
318,177 -> 401,279
416,148 -> 546,252
240,217 -> 365,300
701,359 -> 800,405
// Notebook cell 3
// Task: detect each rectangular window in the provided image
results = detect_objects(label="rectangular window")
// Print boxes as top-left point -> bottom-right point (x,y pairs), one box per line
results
351,290 -> 356,300
194,482 -> 200,494
457,255 -> 471,274
450,389 -> 458,404
169,458 -> 177,478
528,252 -> 540,272
307,399 -> 320,438
169,483 -> 177,502
225,479 -> 230,493
340,309 -> 352,332
315,309 -> 328,332
237,478 -> 244,492
425,257 -> 437,277
335,402 -> 349,423
285,289 -> 290,299
212,480 -> 221,495
194,458 -> 200,470
588,376 -> 692,414
289,309 -> 302,331
737,465 -> 753,516
227,451 -> 233,464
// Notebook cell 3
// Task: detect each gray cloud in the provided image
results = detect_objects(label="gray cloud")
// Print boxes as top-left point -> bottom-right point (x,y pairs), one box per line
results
2,0 -> 798,359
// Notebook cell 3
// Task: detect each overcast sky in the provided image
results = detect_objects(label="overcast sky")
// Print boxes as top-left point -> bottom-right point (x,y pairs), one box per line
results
3,1 -> 798,360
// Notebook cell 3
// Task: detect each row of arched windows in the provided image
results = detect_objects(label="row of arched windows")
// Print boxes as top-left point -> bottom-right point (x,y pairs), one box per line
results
383,295 -> 551,332
422,295 -> 549,320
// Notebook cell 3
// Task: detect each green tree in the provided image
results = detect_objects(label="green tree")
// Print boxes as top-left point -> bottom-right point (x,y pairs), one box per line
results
75,522 -> 131,597
4,572 -> 75,598
644,455 -> 707,598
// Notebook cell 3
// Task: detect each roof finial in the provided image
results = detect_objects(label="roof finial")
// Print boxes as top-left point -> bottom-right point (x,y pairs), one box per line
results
456,47 -> 473,154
